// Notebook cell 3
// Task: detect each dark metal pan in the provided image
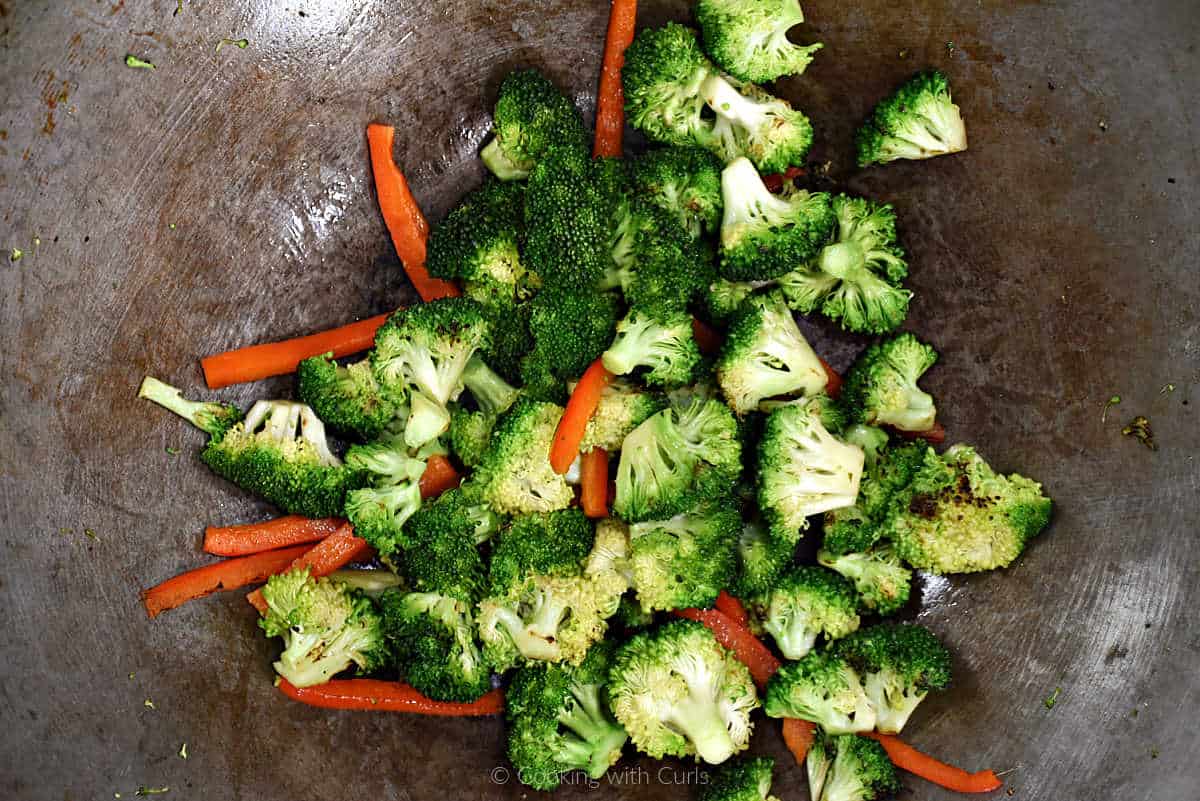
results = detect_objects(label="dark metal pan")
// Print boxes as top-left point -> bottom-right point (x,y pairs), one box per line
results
1,1 -> 1197,799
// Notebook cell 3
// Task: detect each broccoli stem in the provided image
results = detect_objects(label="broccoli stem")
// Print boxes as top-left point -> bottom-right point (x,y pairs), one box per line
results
666,695 -> 738,764
137,376 -> 234,436
770,620 -> 819,661
491,605 -> 562,661
557,684 -> 629,778
405,392 -> 451,449
818,241 -> 866,280
481,137 -> 531,181
462,354 -> 519,415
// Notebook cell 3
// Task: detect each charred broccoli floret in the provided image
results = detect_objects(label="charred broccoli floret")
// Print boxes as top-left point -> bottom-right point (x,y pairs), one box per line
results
628,497 -> 740,613
297,354 -> 400,441
883,444 -> 1053,573
764,649 -> 875,734
756,566 -> 860,660
857,70 -> 967,168
614,398 -> 742,523
778,195 -> 911,334
839,333 -> 938,432
481,69 -> 587,180
697,0 -> 822,83
609,620 -> 758,764
833,623 -> 952,733
823,439 -> 927,556
506,641 -> 629,790
260,568 -> 387,688
718,158 -> 835,282
716,290 -> 828,414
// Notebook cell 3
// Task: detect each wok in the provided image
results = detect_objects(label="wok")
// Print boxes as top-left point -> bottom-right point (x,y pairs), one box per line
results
1,1 -> 1197,799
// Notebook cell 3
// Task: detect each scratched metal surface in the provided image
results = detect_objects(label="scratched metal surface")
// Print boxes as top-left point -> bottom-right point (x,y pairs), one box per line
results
0,0 -> 1197,799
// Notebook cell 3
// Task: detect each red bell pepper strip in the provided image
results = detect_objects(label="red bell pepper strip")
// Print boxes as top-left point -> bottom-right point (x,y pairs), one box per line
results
141,544 -> 311,619
864,733 -> 1003,794
278,678 -> 505,716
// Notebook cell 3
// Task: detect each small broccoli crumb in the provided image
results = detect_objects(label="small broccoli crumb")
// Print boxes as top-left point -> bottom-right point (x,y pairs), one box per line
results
1150,747 -> 1159,759
9,247 -> 22,262
215,38 -> 249,53
165,446 -> 180,455
84,528 -> 100,541
1121,416 -> 1156,450
1160,383 -> 1175,394
1101,395 -> 1120,422
135,788 -> 169,797
1043,686 -> 1061,709
143,699 -> 155,710
178,743 -> 187,759
125,55 -> 156,69
174,0 -> 183,14
128,672 -> 135,680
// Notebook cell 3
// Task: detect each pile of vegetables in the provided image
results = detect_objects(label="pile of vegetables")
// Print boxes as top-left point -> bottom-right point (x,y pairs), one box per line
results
139,1 -> 1047,798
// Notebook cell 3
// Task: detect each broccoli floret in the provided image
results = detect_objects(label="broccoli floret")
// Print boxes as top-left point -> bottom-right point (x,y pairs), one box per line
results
404,484 -> 502,554
138,376 -> 243,439
840,333 -> 938,432
857,70 -> 967,168
834,623 -> 952,734
622,23 -> 718,151
729,519 -> 795,599
296,354 -> 400,442
700,756 -> 781,801
806,731 -> 900,801
602,304 -> 703,389
717,290 -> 829,414
524,144 -> 615,292
630,145 -> 723,239
718,158 -> 835,281
764,649 -> 875,734
614,398 -> 742,523
191,398 -> 365,518
371,297 -> 491,448
472,399 -> 574,515
481,69 -> 587,180
778,195 -> 911,334
576,379 -> 667,452
697,0 -> 822,83
823,440 -> 927,556
481,300 -> 535,385
342,442 -> 427,556
379,589 -> 491,702
260,568 -> 387,688
506,641 -> 629,789
817,544 -> 912,616
702,278 -> 763,325
427,179 -> 537,301
447,355 -> 521,468
883,444 -> 1053,574
757,399 -> 865,543
609,619 -> 758,763
518,350 -> 568,403
757,566 -> 860,660
478,510 -> 626,670
701,75 -> 813,174
629,497 -> 740,613
603,200 -> 715,310
525,287 -> 620,382
448,407 -> 493,469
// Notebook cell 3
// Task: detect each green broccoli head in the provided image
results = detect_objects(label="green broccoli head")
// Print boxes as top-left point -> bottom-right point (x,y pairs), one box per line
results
518,351 -> 567,404
702,75 -> 813,174
758,566 -> 861,660
402,483 -> 502,575
839,333 -> 939,432
371,297 -> 491,441
630,145 -> 724,239
717,290 -> 829,414
622,23 -> 717,149
822,440 -> 928,557
696,0 -> 822,83
702,278 -> 762,326
885,444 -> 1053,574
260,568 -> 388,688
718,158 -> 836,281
729,519 -> 795,600
857,70 -> 968,168
473,398 -> 574,515
779,194 -> 911,334
609,619 -> 759,764
578,378 -> 668,452
614,398 -> 742,523
138,376 -> 243,440
757,399 -> 865,543
296,354 -> 400,442
699,756 -> 780,801
628,497 -> 740,613
602,304 -> 703,389
806,731 -> 900,801
604,199 -> 716,309
817,543 -> 912,617
764,649 -> 875,734
478,510 -> 625,670
833,623 -> 952,734
481,69 -> 587,180
341,442 -> 427,556
528,287 -> 620,380
380,589 -> 491,703
480,299 -> 535,385
201,400 -> 366,518
524,143 -> 615,292
448,406 -> 498,469
506,640 -> 629,789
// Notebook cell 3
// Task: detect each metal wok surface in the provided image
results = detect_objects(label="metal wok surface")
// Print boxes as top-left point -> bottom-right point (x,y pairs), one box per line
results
1,1 -> 1197,799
